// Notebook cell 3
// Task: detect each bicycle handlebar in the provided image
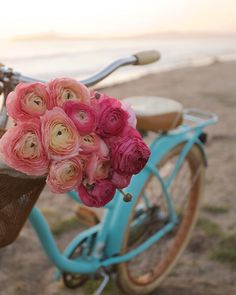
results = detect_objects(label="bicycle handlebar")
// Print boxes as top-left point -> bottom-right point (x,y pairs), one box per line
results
81,55 -> 137,87
0,50 -> 161,87
134,50 -> 161,65
82,50 -> 161,87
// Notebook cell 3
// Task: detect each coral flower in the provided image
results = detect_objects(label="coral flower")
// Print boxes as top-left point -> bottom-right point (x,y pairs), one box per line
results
0,119 -> 49,176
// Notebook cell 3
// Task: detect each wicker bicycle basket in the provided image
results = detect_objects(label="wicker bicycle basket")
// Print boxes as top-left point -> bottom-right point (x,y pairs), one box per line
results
0,128 -> 46,248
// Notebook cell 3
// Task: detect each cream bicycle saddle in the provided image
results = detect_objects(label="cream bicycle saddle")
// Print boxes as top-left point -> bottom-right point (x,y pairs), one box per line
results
123,96 -> 183,132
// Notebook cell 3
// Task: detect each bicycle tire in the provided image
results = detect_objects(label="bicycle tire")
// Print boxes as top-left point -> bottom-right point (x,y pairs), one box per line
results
117,143 -> 205,294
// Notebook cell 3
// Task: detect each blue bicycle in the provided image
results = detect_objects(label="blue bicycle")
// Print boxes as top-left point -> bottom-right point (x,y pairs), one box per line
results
0,51 -> 217,294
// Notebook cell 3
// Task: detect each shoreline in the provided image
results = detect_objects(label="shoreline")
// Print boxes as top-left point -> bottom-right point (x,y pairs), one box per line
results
96,55 -> 236,89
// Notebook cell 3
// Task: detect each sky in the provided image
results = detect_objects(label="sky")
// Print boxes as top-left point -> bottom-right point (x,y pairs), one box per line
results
0,0 -> 236,39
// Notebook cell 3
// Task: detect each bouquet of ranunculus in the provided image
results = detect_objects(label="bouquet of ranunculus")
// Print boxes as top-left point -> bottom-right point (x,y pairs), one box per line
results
0,78 -> 150,207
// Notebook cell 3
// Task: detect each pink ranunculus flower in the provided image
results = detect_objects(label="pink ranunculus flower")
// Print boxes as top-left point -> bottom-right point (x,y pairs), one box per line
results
41,107 -> 80,160
78,180 -> 116,207
80,133 -> 99,154
46,157 -> 83,193
111,136 -> 150,175
63,101 -> 97,135
121,101 -> 137,128
111,171 -> 132,189
80,133 -> 107,156
90,92 -> 115,109
78,154 -> 90,170
47,77 -> 90,107
0,120 -> 49,176
97,137 -> 110,158
105,126 -> 141,147
6,82 -> 50,121
90,93 -> 102,112
96,97 -> 129,137
86,154 -> 110,184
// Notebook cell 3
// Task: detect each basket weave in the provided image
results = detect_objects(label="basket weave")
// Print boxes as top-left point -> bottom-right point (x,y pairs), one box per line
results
0,128 -> 46,247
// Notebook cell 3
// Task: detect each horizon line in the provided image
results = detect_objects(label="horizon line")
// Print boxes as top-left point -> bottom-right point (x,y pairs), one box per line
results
3,30 -> 236,41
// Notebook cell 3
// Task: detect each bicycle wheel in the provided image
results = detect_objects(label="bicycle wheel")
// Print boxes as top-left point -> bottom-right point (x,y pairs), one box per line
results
117,143 -> 205,294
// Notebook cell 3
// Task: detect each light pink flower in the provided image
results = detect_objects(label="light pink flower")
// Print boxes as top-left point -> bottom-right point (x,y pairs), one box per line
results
111,136 -> 150,175
97,137 -> 110,158
90,96 -> 100,112
78,154 -> 90,170
78,180 -> 116,207
96,97 -> 128,137
41,107 -> 80,160
6,82 -> 50,121
121,101 -> 137,128
90,92 -> 116,109
63,101 -> 97,135
86,154 -> 110,184
47,78 -> 90,107
0,120 -> 49,175
111,172 -> 132,189
46,157 -> 83,193
80,133 -> 99,154
80,133 -> 109,157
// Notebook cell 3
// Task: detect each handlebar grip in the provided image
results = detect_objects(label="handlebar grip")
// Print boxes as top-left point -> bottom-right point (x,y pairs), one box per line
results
134,50 -> 161,65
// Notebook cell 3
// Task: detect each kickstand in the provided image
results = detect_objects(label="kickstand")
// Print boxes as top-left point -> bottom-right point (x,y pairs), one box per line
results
94,270 -> 110,295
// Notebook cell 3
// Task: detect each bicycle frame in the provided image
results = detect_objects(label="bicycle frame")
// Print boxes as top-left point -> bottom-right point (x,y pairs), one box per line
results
0,51 -> 218,283
28,108 -> 217,276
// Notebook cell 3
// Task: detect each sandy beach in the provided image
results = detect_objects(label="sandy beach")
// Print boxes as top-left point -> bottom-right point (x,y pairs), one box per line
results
0,61 -> 236,295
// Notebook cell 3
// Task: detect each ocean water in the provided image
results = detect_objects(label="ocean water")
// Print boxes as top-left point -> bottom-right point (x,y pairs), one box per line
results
0,36 -> 236,87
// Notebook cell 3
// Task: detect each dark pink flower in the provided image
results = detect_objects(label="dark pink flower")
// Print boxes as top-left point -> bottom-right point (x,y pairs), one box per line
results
77,180 -> 116,207
63,101 -> 97,135
0,119 -> 49,176
6,82 -> 50,121
111,136 -> 150,175
96,97 -> 128,137
105,126 -> 141,147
